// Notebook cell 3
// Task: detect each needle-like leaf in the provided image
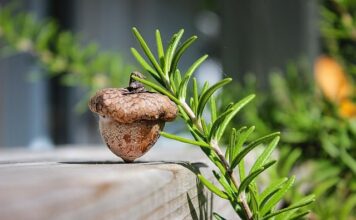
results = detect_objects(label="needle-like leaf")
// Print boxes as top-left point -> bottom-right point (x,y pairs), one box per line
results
198,174 -> 229,199
213,170 -> 236,198
155,29 -> 165,66
231,131 -> 280,170
215,94 -> 255,141
192,77 -> 199,113
261,195 -> 315,219
259,178 -> 288,206
260,176 -> 296,216
213,212 -> 227,220
132,27 -> 164,77
196,78 -> 232,117
164,29 -> 184,75
250,136 -> 280,174
210,95 -> 218,122
132,75 -> 179,104
160,131 -> 211,148
171,35 -> 197,73
237,160 -> 276,196
131,47 -> 162,84
178,54 -> 208,99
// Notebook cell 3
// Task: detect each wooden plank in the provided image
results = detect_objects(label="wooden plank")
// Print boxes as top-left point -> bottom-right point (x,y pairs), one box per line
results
0,145 -> 235,220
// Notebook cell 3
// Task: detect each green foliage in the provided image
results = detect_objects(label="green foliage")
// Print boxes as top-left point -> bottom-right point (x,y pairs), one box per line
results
321,0 -> 356,76
131,28 -> 314,220
0,3 -> 133,110
223,63 -> 356,219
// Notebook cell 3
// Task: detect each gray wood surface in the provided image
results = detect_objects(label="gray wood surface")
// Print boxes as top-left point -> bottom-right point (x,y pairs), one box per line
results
0,145 -> 235,220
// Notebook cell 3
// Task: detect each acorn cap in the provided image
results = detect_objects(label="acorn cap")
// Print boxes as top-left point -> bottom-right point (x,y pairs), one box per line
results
89,88 -> 178,123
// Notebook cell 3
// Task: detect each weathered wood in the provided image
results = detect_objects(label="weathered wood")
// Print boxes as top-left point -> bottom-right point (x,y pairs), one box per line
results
0,145 -> 235,220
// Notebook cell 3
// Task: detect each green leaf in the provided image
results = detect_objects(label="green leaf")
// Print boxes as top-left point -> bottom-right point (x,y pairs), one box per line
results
250,136 -> 280,174
215,94 -> 255,141
313,177 -> 339,197
130,47 -> 161,82
198,174 -> 229,199
171,35 -> 197,73
259,178 -> 288,207
173,69 -> 182,90
209,107 -> 236,141
288,210 -> 311,220
261,195 -> 315,219
200,118 -> 210,135
132,75 -> 180,104
201,81 -> 210,94
340,194 -> 356,220
196,78 -> 232,117
249,187 -> 260,217
226,128 -> 237,161
189,97 -> 195,113
155,29 -> 165,66
260,176 -> 296,216
160,131 -> 211,148
192,77 -> 199,113
231,132 -> 280,170
320,134 -> 339,157
238,158 -> 246,184
213,212 -> 227,220
187,124 -> 206,142
169,69 -> 181,93
340,148 -> 356,174
231,126 -> 248,160
165,29 -> 184,75
210,95 -> 218,122
212,170 -> 235,198
279,148 -> 301,177
238,160 -> 276,196
132,27 -> 164,77
178,55 -> 208,100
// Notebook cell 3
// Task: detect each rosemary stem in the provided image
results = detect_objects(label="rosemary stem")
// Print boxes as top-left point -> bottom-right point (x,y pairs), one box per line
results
179,101 -> 254,220
211,140 -> 253,220
180,101 -> 203,131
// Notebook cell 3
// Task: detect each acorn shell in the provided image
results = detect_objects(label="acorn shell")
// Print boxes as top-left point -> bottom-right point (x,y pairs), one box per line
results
89,88 -> 178,162
99,117 -> 164,162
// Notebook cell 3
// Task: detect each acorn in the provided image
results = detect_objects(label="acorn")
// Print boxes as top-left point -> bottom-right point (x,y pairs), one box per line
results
89,72 -> 178,162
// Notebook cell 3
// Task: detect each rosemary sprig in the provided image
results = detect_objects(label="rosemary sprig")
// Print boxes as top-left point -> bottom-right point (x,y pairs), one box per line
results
131,27 -> 314,220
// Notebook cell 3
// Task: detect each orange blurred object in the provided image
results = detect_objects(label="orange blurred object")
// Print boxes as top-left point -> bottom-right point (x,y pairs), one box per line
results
339,99 -> 356,118
314,56 -> 356,118
314,56 -> 352,103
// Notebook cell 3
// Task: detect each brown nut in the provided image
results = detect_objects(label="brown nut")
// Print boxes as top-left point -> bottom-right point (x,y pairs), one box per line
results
89,72 -> 178,162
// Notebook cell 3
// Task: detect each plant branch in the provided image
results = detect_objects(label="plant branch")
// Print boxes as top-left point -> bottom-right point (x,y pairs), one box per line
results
131,27 -> 314,220
183,101 -> 254,219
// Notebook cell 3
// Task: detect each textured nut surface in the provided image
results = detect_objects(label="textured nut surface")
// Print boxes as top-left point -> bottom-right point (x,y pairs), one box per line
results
89,88 -> 177,123
88,79 -> 178,162
99,117 -> 164,162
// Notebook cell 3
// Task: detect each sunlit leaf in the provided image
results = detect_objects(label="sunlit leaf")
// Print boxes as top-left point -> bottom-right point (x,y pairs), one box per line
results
196,78 -> 232,117
198,174 -> 229,199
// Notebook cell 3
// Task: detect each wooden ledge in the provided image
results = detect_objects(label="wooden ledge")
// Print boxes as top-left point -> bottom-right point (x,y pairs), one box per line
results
0,145 -> 234,220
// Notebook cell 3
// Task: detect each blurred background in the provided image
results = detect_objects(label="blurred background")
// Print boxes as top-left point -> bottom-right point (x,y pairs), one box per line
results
0,0 -> 319,148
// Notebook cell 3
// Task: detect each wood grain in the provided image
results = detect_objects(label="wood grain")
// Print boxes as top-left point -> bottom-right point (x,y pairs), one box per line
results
0,146 -> 235,220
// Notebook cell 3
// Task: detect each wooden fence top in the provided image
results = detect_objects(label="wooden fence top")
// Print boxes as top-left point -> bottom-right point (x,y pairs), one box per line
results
0,145 -> 235,220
